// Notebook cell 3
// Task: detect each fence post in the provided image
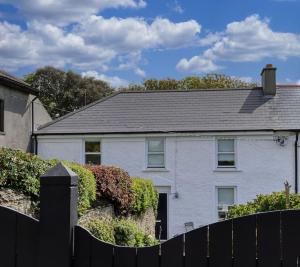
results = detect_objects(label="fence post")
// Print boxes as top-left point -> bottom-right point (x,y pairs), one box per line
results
38,162 -> 78,267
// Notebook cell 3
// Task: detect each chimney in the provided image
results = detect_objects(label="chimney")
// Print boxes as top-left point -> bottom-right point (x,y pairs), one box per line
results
261,64 -> 277,96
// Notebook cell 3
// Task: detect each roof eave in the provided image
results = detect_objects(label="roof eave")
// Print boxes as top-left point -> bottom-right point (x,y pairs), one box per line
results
0,77 -> 38,95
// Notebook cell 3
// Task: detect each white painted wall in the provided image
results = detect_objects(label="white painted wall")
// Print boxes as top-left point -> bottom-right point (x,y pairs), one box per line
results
37,132 -> 296,237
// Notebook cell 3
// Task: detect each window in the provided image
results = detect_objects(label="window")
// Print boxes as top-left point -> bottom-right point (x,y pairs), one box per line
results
147,138 -> 165,168
85,141 -> 101,165
217,139 -> 235,167
217,187 -> 235,221
0,99 -> 4,132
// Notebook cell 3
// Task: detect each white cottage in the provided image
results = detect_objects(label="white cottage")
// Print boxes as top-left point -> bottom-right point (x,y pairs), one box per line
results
35,65 -> 300,239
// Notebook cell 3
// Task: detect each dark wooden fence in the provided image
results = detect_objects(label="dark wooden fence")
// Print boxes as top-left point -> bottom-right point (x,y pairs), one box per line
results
1,163 -> 300,267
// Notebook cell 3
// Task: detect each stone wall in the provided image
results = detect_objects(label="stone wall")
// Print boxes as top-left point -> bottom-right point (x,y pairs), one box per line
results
0,188 -> 36,217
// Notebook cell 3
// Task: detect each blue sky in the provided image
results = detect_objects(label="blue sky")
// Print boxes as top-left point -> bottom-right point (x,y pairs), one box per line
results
0,0 -> 299,87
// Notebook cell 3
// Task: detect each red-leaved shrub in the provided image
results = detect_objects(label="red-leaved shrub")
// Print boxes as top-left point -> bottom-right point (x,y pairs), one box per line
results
87,165 -> 134,215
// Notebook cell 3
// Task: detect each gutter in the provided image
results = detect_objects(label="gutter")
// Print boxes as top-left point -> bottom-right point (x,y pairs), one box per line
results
31,96 -> 38,154
295,132 -> 299,193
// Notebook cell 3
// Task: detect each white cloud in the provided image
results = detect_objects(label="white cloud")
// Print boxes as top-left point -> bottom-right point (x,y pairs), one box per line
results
177,14 -> 300,73
82,71 -> 129,87
134,68 -> 146,77
0,16 -> 201,73
297,80 -> 300,85
76,16 -> 201,51
0,0 -> 146,25
176,56 -> 220,73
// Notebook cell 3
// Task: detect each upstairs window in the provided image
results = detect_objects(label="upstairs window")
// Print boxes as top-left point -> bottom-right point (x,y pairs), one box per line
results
217,139 -> 235,167
85,141 -> 101,165
147,138 -> 165,168
217,187 -> 236,221
0,99 -> 4,132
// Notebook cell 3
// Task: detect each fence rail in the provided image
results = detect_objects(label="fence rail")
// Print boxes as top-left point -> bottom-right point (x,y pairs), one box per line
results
1,163 -> 300,267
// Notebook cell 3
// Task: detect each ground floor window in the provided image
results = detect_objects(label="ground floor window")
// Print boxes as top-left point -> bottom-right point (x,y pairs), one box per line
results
85,141 -> 101,165
216,187 -> 236,221
155,193 -> 168,240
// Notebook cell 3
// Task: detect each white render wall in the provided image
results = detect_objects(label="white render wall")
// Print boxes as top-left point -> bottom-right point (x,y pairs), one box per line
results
38,132 -> 296,237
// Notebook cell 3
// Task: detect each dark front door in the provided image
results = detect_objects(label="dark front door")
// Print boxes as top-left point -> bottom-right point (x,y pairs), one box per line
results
155,193 -> 168,240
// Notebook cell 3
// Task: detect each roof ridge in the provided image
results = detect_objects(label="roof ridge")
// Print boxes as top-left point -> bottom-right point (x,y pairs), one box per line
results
119,87 -> 261,94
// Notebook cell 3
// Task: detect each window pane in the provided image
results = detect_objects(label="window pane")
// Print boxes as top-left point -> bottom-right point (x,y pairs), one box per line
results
85,154 -> 101,165
148,138 -> 164,152
85,141 -> 100,153
218,153 -> 235,166
218,139 -> 234,152
148,154 -> 164,167
218,188 -> 234,205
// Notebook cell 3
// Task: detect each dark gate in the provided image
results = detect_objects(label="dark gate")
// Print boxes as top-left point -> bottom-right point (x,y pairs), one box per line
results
1,163 -> 300,267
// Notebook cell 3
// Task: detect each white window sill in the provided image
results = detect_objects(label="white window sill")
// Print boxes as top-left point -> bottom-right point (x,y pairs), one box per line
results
214,167 -> 241,172
143,168 -> 169,172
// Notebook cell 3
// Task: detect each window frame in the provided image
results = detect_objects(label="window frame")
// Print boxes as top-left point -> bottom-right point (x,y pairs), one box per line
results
216,138 -> 236,168
146,137 -> 166,169
84,140 -> 101,165
215,186 -> 237,221
0,99 -> 4,132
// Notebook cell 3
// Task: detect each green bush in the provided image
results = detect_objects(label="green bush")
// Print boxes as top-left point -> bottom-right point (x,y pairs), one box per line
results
83,218 -> 115,244
0,147 -> 54,199
63,161 -> 96,215
82,218 -> 158,247
86,165 -> 134,215
0,148 -> 96,215
228,191 -> 300,219
131,178 -> 158,215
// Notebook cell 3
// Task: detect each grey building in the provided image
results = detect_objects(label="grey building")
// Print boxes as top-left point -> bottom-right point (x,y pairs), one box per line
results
0,70 -> 51,152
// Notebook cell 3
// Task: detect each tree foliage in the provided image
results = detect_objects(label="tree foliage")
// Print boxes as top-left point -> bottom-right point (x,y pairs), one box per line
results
120,74 -> 257,92
228,191 -> 300,219
25,66 -> 113,118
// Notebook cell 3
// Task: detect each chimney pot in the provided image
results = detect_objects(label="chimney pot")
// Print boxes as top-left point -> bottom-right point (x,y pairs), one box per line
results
261,64 -> 276,96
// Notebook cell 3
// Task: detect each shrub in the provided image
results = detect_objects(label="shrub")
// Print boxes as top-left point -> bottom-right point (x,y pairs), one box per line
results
86,165 -> 134,215
82,218 -> 115,244
228,191 -> 300,219
0,148 -> 96,215
0,148 -> 54,199
63,161 -> 96,215
83,218 -> 158,247
131,178 -> 158,215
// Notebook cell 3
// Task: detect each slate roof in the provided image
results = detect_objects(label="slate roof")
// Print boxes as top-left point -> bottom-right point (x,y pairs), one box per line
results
36,87 -> 300,135
0,70 -> 37,95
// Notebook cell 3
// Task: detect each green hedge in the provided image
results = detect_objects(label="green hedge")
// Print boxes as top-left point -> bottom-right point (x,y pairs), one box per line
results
63,161 -> 96,215
82,218 -> 158,247
0,148 -> 96,214
0,148 -> 54,199
131,178 -> 158,215
228,191 -> 300,219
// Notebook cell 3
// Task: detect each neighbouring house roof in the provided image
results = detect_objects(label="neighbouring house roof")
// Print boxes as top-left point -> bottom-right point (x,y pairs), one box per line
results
36,87 -> 300,135
0,70 -> 37,95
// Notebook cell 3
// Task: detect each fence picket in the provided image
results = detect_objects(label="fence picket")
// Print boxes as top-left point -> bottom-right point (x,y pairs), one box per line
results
16,214 -> 39,267
74,227 -> 91,267
114,246 -> 137,267
209,219 -> 232,267
0,207 -> 17,267
137,245 -> 160,267
90,237 -> 114,267
161,234 -> 184,267
257,212 -> 281,266
185,226 -> 208,267
281,210 -> 300,267
233,215 -> 256,267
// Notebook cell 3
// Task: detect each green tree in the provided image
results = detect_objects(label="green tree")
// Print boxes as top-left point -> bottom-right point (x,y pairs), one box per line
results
25,66 -> 113,118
